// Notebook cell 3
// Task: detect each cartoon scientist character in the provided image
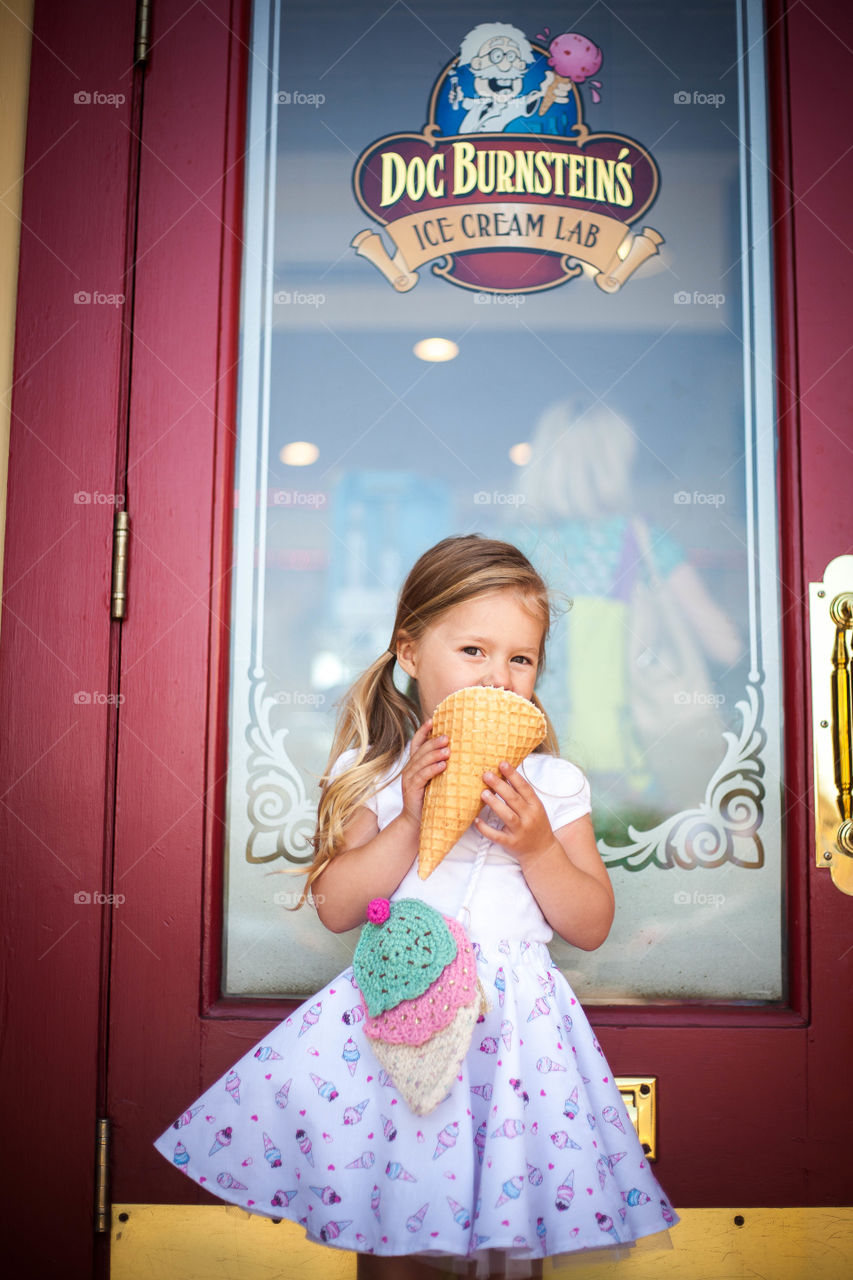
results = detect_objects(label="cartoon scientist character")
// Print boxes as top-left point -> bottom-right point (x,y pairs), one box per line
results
449,22 -> 571,133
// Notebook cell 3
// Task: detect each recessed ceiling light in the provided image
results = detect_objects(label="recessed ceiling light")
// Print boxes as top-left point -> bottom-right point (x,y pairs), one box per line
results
413,337 -> 459,362
280,440 -> 319,466
311,651 -> 346,689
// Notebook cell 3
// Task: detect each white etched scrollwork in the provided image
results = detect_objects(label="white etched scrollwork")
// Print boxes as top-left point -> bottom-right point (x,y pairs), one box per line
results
245,673 -> 317,864
599,682 -> 766,871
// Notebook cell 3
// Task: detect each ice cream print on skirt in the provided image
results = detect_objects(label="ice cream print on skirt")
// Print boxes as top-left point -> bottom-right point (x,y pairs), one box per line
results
154,941 -> 677,1258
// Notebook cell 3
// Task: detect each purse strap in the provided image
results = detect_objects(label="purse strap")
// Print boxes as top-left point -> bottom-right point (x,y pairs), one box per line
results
631,516 -> 663,588
456,829 -> 493,928
630,516 -> 713,675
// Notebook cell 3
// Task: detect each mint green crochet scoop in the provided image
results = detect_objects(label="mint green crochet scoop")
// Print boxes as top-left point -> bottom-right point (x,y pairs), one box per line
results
353,898 -> 458,1017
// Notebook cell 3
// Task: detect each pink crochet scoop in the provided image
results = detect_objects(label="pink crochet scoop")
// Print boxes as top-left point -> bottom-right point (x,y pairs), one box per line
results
363,917 -> 479,1046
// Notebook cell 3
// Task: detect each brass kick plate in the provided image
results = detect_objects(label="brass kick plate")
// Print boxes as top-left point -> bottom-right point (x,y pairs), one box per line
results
616,1075 -> 657,1160
111,1204 -> 853,1277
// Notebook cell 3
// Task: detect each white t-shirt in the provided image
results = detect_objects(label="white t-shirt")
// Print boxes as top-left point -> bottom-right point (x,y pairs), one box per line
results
327,744 -> 591,945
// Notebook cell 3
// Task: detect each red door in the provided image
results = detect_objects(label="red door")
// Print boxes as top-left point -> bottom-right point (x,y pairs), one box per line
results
1,2 -> 138,1275
3,0 -> 852,1273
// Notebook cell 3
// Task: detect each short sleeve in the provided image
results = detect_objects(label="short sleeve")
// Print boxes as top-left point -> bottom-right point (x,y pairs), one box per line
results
324,747 -> 378,815
523,754 -> 591,829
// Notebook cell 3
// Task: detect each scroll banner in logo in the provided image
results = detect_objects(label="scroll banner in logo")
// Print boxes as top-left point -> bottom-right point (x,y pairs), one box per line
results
353,203 -> 662,295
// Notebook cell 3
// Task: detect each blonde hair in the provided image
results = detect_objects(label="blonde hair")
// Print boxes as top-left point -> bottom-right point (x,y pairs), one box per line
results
521,399 -> 637,520
295,535 -> 559,907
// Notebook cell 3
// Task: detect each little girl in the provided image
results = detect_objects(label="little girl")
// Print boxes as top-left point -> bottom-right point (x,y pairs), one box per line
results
153,535 -> 678,1276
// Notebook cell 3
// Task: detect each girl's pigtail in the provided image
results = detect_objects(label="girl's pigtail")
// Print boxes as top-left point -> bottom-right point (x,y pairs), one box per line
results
292,649 -> 419,910
531,690 -> 561,757
366,651 -> 421,760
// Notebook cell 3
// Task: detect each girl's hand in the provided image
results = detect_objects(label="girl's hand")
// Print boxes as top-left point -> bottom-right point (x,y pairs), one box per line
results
399,719 -> 449,830
475,761 -> 558,864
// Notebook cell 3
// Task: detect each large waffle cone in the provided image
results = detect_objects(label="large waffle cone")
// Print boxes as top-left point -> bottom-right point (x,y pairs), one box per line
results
417,686 -> 547,879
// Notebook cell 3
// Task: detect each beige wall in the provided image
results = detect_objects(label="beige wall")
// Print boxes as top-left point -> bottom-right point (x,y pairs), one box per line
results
0,0 -> 35,644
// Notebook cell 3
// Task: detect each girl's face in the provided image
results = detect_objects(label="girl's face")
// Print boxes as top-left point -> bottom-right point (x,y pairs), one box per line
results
395,589 -> 544,718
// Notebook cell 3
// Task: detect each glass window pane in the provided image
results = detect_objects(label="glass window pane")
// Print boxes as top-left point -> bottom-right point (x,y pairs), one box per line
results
223,0 -> 783,1003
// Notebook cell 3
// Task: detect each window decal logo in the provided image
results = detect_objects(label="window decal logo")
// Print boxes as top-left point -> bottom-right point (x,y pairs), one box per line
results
351,22 -> 663,295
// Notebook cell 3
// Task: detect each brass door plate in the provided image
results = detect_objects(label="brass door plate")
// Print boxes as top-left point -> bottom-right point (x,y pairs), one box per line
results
616,1075 -> 657,1160
810,554 -> 853,895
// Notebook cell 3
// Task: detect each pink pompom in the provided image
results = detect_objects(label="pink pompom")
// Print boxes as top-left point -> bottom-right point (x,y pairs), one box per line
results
366,898 -> 391,924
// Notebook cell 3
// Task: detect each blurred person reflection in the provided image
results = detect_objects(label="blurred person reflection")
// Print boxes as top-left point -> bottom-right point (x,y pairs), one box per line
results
518,398 -> 742,837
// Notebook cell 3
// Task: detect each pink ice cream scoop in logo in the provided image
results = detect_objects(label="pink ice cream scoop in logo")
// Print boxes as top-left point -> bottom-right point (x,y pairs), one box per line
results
546,32 -> 604,104
548,32 -> 602,81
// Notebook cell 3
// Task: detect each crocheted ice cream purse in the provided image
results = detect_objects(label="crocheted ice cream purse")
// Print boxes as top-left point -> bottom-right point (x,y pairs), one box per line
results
352,897 -> 487,1116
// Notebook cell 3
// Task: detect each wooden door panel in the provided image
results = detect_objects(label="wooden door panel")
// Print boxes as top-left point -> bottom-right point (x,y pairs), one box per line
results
785,0 -> 853,1206
0,0 -> 138,1271
108,0 -> 249,1203
604,1028 -> 808,1204
778,0 -> 850,1208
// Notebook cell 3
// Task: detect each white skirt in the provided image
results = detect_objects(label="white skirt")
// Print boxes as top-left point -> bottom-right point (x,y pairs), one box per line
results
153,936 -> 678,1273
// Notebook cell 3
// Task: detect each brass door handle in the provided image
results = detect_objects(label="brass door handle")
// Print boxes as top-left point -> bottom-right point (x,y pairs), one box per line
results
810,558 -> 853,893
830,592 -> 853,855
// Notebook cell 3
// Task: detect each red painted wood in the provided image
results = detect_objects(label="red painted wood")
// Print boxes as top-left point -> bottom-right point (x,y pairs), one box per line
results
102,0 -> 853,1224
783,0 -> 853,1204
766,0 -> 810,1033
0,0 -> 137,1272
106,0 -> 251,1206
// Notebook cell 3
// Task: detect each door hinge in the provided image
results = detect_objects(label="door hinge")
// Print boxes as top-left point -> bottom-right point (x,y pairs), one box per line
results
95,1117 -> 110,1233
111,510 -> 130,619
135,0 -> 152,66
